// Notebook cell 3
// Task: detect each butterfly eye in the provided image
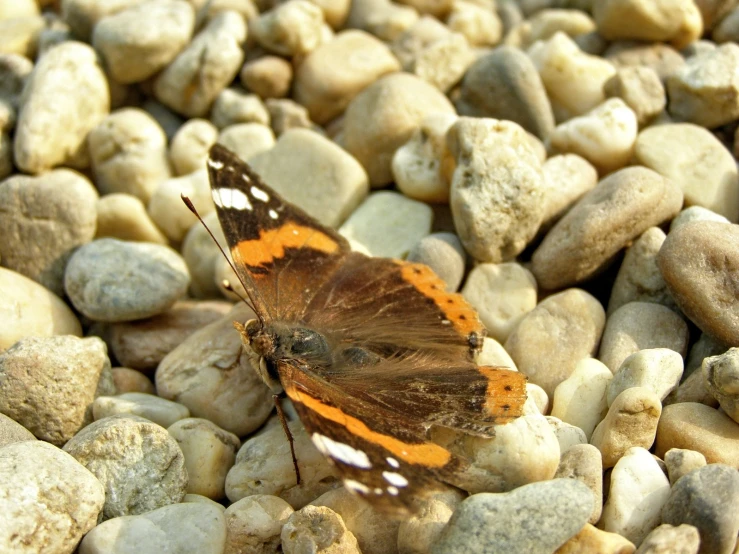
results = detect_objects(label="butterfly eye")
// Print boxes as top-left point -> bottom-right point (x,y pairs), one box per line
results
245,319 -> 260,337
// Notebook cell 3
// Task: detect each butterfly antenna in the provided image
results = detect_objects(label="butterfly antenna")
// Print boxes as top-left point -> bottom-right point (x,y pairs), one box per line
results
181,194 -> 258,315
222,279 -> 251,306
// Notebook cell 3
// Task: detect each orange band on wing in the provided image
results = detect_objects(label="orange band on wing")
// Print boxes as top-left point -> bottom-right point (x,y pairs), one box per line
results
289,388 -> 452,468
399,262 -> 481,337
234,222 -> 341,267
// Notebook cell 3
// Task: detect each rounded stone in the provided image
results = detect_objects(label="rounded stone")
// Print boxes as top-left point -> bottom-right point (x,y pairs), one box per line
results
62,414 -> 188,520
554,443 -> 603,524
217,122 -> 275,164
603,65 -> 666,126
265,97 -> 317,136
93,392 -> 190,428
340,72 -> 455,187
532,167 -> 684,290
397,490 -> 464,554
505,288 -> 606,398
0,53 -> 33,109
344,0 -> 418,42
61,0 -> 146,41
664,448 -> 707,485
551,358 -> 612,440
409,32 -> 475,93
538,154 -> 598,233
240,55 -> 293,100
390,16 -> 452,71
92,0 -> 195,84
607,348 -> 684,406
547,417 -> 588,455
14,41 -> 109,173
0,335 -> 111,445
282,505 -> 361,554
671,206 -> 730,230
148,170 -> 215,242
0,168 -> 98,296
658,221 -> 739,345
457,46 -> 554,140
635,123 -> 738,223
637,524 -> 700,554
251,0 -> 324,57
504,8 -> 596,50
0,413 -> 35,447
224,495 -> 294,554
0,15 -> 46,60
407,232 -> 466,293
111,367 -> 156,395
605,41 -> 685,81
64,238 -> 190,323
0,441 -> 104,554
210,88 -> 270,129
558,524 -> 636,554
447,1 -> 502,46
170,118 -> 219,176
703,347 -> 739,423
96,193 -> 168,244
88,107 -> 171,203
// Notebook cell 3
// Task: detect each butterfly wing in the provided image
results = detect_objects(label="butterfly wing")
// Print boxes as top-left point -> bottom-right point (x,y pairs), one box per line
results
207,144 -> 351,322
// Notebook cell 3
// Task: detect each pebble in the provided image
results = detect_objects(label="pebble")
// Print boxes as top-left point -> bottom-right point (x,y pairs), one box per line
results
391,16 -> 451,71
240,55 -> 293,99
218,122 -> 275,164
96,193 -> 168,244
294,29 -> 400,125
713,6 -> 739,42
338,191 -> 432,258
556,523 -> 636,554
548,97 -> 638,174
0,168 -> 98,296
0,412 -> 35,447
666,43 -> 739,128
551,358 -> 612,440
605,41 -> 685,81
528,32 -> 616,122
476,336 -> 518,369
703,347 -> 739,422
532,167 -> 683,290
635,524 -> 700,554
593,0 -> 702,49
538,153 -> 598,233
111,367 -> 156,395
447,2 -> 502,46
664,368 -> 719,409
251,0 -> 325,57
93,392 -> 189,427
600,447 -> 671,546
344,0 -> 418,42
432,479 -> 593,554
210,87 -> 270,129
154,10 -> 246,117
0,15 -> 45,59
607,227 -> 677,315
340,72 -> 455,186
671,205 -> 730,230
108,299 -> 231,371
87,107 -> 171,202
226,420 -> 337,509
168,417 -> 240,500
634,123 -> 739,222
156,303 -> 273,436
607,348 -> 684,406
461,262 -> 537,343
0,441 -> 104,554
655,402 -> 739,466
248,127 -> 369,228
505,8 -> 596,50
141,98 -> 184,141
282,504 -> 361,554
554,443 -> 604,524
661,463 -> 739,554
147,170 -> 214,242
397,490 -> 464,554
169,118 -> 219,176
14,41 -> 109,173
61,0 -> 143,41
527,383 -> 550,415
64,238 -> 190,323
181,211 -> 227,299
92,0 -> 195,84
392,112 -> 457,203
0,0 -> 39,18
457,46 -> 554,140
603,66 -> 666,126
0,267 -> 82,351
78,501 -> 226,554
224,495 -> 294,554
266,97 -> 320,136
505,288 -> 606,398
406,232 -> 466,292
448,117 -> 545,263
311,486 -> 400,554
0,335 -> 111,445
597,302 -> 689,373
547,417 -> 588,454
664,448 -> 707,485
590,387 -> 662,468
63,414 -> 188,519
409,32 -> 475,93
0,53 -> 33,109
659,221 -> 739,345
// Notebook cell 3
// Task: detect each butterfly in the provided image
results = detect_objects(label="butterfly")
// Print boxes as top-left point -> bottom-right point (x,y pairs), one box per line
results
203,144 -> 527,515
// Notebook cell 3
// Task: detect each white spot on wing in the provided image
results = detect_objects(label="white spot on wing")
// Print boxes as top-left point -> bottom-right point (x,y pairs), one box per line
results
386,457 -> 400,469
374,488 -> 383,495
344,479 -> 370,494
382,471 -> 408,488
207,158 -> 224,170
269,209 -> 279,219
311,433 -> 372,469
251,186 -> 270,202
212,188 -> 252,211
387,486 -> 399,496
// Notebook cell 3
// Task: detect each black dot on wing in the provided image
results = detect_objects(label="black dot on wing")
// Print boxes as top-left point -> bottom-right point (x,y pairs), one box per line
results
447,298 -> 454,304
459,314 -> 467,320
504,385 -> 513,391
413,267 -> 422,274
502,404 -> 510,411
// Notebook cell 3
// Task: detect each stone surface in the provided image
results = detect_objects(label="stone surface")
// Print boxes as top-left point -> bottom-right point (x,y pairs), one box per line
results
0,169 -> 98,296
548,417 -> 588,455
218,122 -> 276,163
448,117 -> 545,263
93,392 -> 189,427
604,65 -> 666,126
662,464 -> 739,554
554,443 -> 603,524
240,55 -> 293,100
532,167 -> 683,290
551,358 -> 612,440
664,448 -> 708,485
658,221 -> 739,345
170,118 -> 219,176
111,367 -> 155,395
0,441 -> 104,554
556,523 -> 636,554
397,490 -> 464,554
635,524 -> 700,554
538,154 -> 598,233
63,414 -> 188,520
282,504 -> 361,554
0,335 -> 111,445
505,7 -> 596,50
148,169 -> 214,242
431,479 -> 593,554
251,0 -> 324,57
14,41 -> 109,173
210,88 -> 270,129
224,495 -> 294,554
605,41 -> 685,81
607,348 -> 684,406
96,193 -> 168,244
61,0 -> 145,41
505,289 -> 605,398
407,232 -> 466,292
703,347 -> 739,422
409,31 -> 475,93
0,413 -> 34,447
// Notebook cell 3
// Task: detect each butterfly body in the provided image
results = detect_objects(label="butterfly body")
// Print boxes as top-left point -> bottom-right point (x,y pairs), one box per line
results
206,144 -> 527,515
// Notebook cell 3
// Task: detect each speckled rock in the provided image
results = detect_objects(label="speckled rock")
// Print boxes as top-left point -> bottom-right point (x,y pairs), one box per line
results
0,413 -> 34,447
607,348 -> 684,406
635,524 -> 700,554
210,88 -> 270,129
551,358 -> 612,440
282,504 -> 362,554
251,0 -> 325,57
658,221 -> 739,345
397,490 -> 464,554
224,495 -> 294,554
65,238 -> 190,323
703,347 -> 739,422
407,232 -> 466,292
63,414 -> 188,520
554,443 -> 603,524
538,154 -> 598,233
603,65 -> 666,126
664,448 -> 707,485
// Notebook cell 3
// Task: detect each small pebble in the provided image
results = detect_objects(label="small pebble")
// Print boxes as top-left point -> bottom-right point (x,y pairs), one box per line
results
148,170 -> 214,242
64,238 -> 190,323
181,211 -> 227,299
240,55 -> 293,100
0,15 -> 45,62
61,0 -> 143,41
210,87 -> 270,129
344,0 -> 418,42
664,448 -> 707,485
547,417 -> 588,454
0,412 -> 35,447
505,8 -> 596,50
607,348 -> 684,406
282,504 -> 361,554
605,41 -> 685,81
661,464 -> 739,554
603,65 -> 666,126
556,523 -> 636,554
410,32 -> 475,93
448,1 -> 502,46
554,443 -> 603,524
407,232 -> 466,292
169,118 -> 219,176
551,358 -> 612,440
218,122 -> 276,163
224,495 -> 294,554
635,524 -> 700,554
96,193 -> 168,244
111,367 -> 155,395
397,490 -> 464,554
251,0 -> 325,57
703,347 -> 739,423
538,153 -> 598,233
0,53 -> 33,109
93,392 -> 190,427
671,205 -> 730,230
265,97 -> 319,136
664,368 -> 719,409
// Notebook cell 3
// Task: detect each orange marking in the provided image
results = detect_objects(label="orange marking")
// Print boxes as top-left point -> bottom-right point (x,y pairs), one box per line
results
234,222 -> 340,267
288,387 -> 452,468
398,262 -> 481,337
478,366 -> 527,421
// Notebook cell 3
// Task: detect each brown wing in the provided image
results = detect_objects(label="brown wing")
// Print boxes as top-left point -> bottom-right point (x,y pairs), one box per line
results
207,144 -> 351,322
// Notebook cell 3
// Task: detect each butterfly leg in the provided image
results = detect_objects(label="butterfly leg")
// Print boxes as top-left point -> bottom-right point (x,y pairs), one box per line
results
274,394 -> 301,485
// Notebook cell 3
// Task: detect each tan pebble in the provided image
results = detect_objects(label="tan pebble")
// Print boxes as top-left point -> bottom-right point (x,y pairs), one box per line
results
282,504 -> 361,554
240,55 -> 293,99
96,193 -> 168,244
551,358 -> 612,440
554,444 -> 603,524
664,448 -> 707,485
539,154 -> 598,233
704,347 -> 739,423
170,118 -> 219,176
555,523 -> 635,554
251,0 -> 324,56
635,523 -> 700,554
265,97 -> 319,136
398,490 -> 464,554
0,412 -> 34,447
61,0 -> 143,41
447,1 -> 502,47
603,65 -> 666,126
605,41 -> 685,82
0,0 -> 39,18
210,87 -> 269,129
663,367 -> 718,409
547,417 -> 588,454
182,211 -> 229,299
410,32 -> 475,92
505,8 -> 596,50
607,348 -> 684,406
391,16 -> 452,71
217,122 -> 275,163
0,16 -> 45,59
344,0 -> 418,42
475,337 -> 517,369
224,495 -> 293,554
93,392 -> 190,428
111,367 -> 155,395
148,170 -> 214,242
